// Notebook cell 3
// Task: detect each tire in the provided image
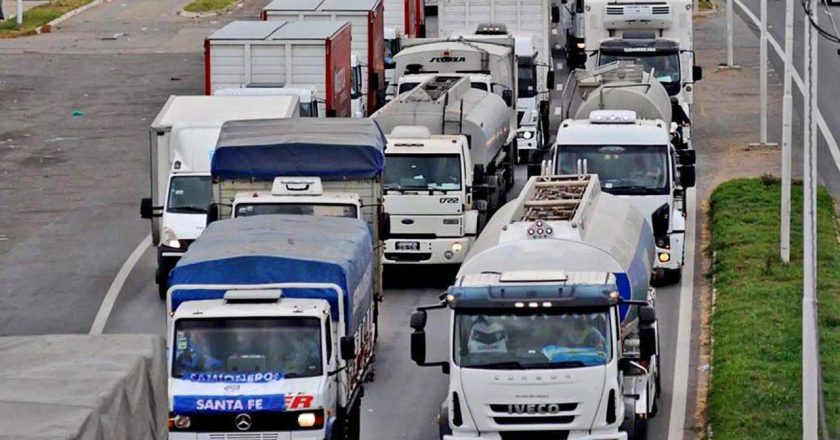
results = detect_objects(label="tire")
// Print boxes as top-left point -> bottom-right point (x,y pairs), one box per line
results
158,282 -> 167,300
337,401 -> 361,440
633,417 -> 649,440
662,268 -> 682,285
438,403 -> 452,439
155,268 -> 168,300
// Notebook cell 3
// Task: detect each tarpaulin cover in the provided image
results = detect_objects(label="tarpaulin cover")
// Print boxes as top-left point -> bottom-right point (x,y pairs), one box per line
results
211,118 -> 386,180
0,334 -> 167,440
169,215 -> 374,334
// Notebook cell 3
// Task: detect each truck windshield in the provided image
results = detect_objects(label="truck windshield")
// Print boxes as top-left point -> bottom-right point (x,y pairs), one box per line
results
518,63 -> 537,98
300,101 -> 317,118
167,176 -> 211,214
454,311 -> 612,369
235,203 -> 358,219
172,317 -> 323,379
399,81 -> 488,95
599,52 -> 681,88
384,154 -> 462,191
555,145 -> 669,195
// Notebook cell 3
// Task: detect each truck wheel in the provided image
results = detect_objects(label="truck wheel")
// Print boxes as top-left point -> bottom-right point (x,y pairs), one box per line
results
633,417 -> 649,440
438,402 -> 452,439
155,268 -> 167,300
662,268 -> 682,285
347,401 -> 361,440
157,282 -> 167,300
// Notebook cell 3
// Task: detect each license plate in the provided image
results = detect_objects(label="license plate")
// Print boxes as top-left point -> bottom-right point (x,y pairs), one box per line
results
396,241 -> 420,251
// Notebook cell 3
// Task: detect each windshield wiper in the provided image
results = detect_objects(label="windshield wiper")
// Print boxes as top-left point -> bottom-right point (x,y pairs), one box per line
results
529,360 -> 588,369
169,206 -> 207,214
468,361 -> 525,370
605,185 -> 666,195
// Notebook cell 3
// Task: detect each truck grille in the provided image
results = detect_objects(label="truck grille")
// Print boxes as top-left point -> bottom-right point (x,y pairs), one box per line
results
652,5 -> 671,14
208,435 -> 280,440
499,432 -> 569,440
489,403 -> 578,412
494,415 -> 576,425
385,252 -> 432,262
489,402 -> 579,427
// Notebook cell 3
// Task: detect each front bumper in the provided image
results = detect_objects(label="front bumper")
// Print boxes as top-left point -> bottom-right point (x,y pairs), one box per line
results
170,430 -> 325,439
383,237 -> 472,264
444,431 -> 627,440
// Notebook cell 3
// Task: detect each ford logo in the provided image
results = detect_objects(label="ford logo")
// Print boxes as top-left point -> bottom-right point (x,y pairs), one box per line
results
401,219 -> 415,225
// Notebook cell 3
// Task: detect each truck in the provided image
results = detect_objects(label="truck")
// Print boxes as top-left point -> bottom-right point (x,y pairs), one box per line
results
166,215 -> 376,440
409,174 -> 661,440
139,95 -> 300,300
583,0 -> 703,144
383,0 -> 426,97
551,62 -> 696,283
434,0 -> 561,156
262,0 -> 386,116
372,75 -> 515,265
214,85 -> 321,118
207,117 -> 387,298
0,334 -> 167,440
204,20 -> 356,118
558,0 -> 587,69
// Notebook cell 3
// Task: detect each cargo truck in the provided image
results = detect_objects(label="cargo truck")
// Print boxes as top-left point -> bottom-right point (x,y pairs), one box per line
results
207,118 -> 387,299
410,174 -> 661,440
372,75 -> 515,265
204,20 -> 356,118
262,0 -> 386,115
551,63 -> 696,283
140,95 -> 300,300
166,215 -> 375,440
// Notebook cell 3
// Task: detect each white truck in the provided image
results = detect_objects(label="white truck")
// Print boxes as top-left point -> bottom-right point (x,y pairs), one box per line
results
435,1 -> 561,158
204,20 -> 357,118
262,0 -> 387,116
140,95 -> 300,299
207,118 -> 387,298
372,75 -> 515,265
166,215 -> 376,440
410,174 -> 661,440
583,0 -> 702,143
384,0 -> 426,96
551,63 -> 696,283
558,0 -> 587,68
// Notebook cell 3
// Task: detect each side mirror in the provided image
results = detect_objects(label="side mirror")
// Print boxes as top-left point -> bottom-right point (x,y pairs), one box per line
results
410,330 -> 427,365
378,211 -> 391,241
551,4 -> 561,22
693,65 -> 703,82
639,306 -> 656,325
650,203 -> 670,240
546,71 -> 556,90
140,197 -> 153,219
340,335 -> 356,361
679,165 -> 696,188
206,203 -> 221,226
502,89 -> 513,108
410,310 -> 428,330
678,149 -> 696,165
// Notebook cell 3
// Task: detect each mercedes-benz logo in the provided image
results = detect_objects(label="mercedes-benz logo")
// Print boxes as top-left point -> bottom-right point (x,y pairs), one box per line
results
235,413 -> 252,431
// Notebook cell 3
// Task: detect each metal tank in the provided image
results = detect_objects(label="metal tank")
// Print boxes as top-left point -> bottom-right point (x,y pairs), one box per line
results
572,61 -> 673,124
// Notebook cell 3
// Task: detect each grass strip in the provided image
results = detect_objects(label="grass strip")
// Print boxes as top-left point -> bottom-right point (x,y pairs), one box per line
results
183,0 -> 239,13
0,0 -> 94,38
708,177 -> 840,438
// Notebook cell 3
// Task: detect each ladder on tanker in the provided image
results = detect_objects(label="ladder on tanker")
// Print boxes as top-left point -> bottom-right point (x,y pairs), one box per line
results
520,175 -> 593,222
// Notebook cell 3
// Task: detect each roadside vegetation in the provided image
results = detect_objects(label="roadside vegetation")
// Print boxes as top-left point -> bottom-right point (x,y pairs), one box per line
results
183,0 -> 239,13
708,177 -> 840,438
0,0 -> 93,38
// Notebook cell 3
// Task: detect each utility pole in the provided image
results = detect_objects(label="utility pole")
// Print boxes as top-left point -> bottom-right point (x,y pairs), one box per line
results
780,0 -> 794,263
719,0 -> 741,69
802,0 -> 820,436
750,0 -> 777,149
17,0 -> 23,25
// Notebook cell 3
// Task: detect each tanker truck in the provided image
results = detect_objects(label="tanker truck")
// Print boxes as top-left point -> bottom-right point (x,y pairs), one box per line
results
550,62 -> 696,283
410,174 -> 661,440
372,74 -> 515,265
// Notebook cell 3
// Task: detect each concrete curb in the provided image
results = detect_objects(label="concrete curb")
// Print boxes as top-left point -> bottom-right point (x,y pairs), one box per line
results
179,0 -> 244,18
35,0 -> 104,34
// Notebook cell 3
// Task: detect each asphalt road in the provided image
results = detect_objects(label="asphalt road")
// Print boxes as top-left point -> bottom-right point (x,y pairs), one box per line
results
0,2 -> 702,439
733,0 -> 840,196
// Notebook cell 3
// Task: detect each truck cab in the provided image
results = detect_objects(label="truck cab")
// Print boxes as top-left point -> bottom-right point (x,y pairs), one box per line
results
382,127 -> 479,264
395,73 -> 493,97
231,177 -> 362,221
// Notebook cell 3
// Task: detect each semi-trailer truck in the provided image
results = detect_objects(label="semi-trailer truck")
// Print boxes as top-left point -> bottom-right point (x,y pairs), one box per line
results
551,63 -> 696,283
166,215 -> 376,440
207,118 -> 387,299
204,20 -> 356,118
410,174 -> 661,440
262,0 -> 386,115
372,75 -> 515,265
140,95 -> 300,299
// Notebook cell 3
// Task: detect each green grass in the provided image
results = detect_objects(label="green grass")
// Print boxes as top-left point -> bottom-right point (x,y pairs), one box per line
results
709,177 -> 840,439
0,0 -> 94,38
183,0 -> 239,13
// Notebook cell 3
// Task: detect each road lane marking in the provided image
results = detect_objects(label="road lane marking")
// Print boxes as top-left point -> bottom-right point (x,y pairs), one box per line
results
667,188 -> 697,439
89,234 -> 152,335
556,62 -> 564,70
554,106 -> 563,116
556,84 -> 564,91
551,28 -> 558,35
733,0 -> 840,173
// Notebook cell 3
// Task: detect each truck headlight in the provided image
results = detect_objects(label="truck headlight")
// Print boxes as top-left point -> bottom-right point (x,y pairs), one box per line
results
451,242 -> 463,253
577,41 -> 586,50
297,411 -> 324,428
658,252 -> 671,263
518,130 -> 534,140
169,415 -> 190,429
162,227 -> 180,249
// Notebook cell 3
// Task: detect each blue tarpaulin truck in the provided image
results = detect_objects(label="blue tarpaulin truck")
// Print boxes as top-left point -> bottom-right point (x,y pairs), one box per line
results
166,215 -> 375,440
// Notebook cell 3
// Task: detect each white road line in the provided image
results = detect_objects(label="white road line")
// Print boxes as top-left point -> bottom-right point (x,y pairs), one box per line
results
667,188 -> 697,440
556,83 -> 564,92
89,235 -> 152,335
733,0 -> 840,172
554,106 -> 564,116
551,28 -> 559,35
556,62 -> 564,70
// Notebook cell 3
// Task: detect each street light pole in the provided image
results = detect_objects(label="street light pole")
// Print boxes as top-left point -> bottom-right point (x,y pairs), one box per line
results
780,0 -> 794,263
720,0 -> 741,69
802,0 -> 820,436
750,0 -> 777,148
17,0 -> 23,25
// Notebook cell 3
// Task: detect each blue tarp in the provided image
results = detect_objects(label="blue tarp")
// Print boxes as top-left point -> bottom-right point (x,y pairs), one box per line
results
211,118 -> 386,180
168,215 -> 374,334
